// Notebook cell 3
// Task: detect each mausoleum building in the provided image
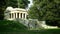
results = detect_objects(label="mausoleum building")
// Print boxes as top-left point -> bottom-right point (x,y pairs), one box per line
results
4,7 -> 58,29
4,7 -> 28,20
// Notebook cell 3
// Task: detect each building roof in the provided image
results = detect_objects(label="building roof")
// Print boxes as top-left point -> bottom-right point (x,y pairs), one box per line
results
13,8 -> 26,11
6,7 -> 27,12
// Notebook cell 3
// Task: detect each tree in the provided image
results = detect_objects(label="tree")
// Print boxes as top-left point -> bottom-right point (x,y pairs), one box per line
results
0,0 -> 6,20
29,0 -> 60,26
29,0 -> 60,20
0,0 -> 29,20
6,0 -> 29,8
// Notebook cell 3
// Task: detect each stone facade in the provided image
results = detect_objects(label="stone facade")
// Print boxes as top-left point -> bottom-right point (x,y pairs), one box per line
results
4,7 -> 28,20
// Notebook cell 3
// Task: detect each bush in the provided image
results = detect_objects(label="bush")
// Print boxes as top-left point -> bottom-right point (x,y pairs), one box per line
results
46,20 -> 60,27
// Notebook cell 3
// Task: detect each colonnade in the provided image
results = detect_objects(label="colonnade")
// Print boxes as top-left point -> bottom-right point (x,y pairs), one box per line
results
9,13 -> 27,19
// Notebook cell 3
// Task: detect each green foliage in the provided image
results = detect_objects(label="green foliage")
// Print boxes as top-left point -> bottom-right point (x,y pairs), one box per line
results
29,0 -> 60,21
0,0 -> 6,20
0,29 -> 60,34
0,0 -> 29,20
0,20 -> 27,32
46,20 -> 60,27
6,0 -> 29,8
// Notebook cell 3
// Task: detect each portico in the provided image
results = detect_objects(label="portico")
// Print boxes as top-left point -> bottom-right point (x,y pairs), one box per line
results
9,12 -> 27,19
4,7 -> 28,20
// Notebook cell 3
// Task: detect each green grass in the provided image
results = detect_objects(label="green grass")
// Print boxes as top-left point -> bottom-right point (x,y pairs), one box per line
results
0,29 -> 60,34
0,20 -> 60,34
0,20 -> 27,32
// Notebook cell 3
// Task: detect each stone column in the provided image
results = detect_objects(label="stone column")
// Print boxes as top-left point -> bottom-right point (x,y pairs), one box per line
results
16,13 -> 17,18
9,13 -> 11,19
12,13 -> 13,18
13,13 -> 15,19
19,13 -> 21,18
23,13 -> 25,19
22,13 -> 24,19
25,14 -> 26,19
15,13 -> 16,18
11,13 -> 12,18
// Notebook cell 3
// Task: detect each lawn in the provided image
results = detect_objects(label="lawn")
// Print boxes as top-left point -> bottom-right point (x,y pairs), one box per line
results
0,29 -> 60,34
0,20 -> 27,32
0,20 -> 60,34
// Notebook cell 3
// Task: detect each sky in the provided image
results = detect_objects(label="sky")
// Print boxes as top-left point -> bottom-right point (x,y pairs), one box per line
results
26,0 -> 33,10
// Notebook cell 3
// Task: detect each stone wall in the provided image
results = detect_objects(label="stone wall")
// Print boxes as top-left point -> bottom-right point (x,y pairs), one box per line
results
15,19 -> 45,29
15,18 -> 58,29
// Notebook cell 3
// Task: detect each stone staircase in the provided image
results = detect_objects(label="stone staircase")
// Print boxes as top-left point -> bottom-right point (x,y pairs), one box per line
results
15,18 -> 58,29
15,19 -> 40,29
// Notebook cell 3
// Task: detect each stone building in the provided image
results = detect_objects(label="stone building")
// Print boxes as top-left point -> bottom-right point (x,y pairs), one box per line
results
4,7 -> 58,29
4,7 -> 28,20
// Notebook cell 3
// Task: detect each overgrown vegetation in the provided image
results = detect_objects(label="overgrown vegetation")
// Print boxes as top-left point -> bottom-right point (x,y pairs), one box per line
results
29,0 -> 60,20
29,0 -> 60,26
0,20 -> 27,32
0,0 -> 29,20
0,20 -> 60,34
